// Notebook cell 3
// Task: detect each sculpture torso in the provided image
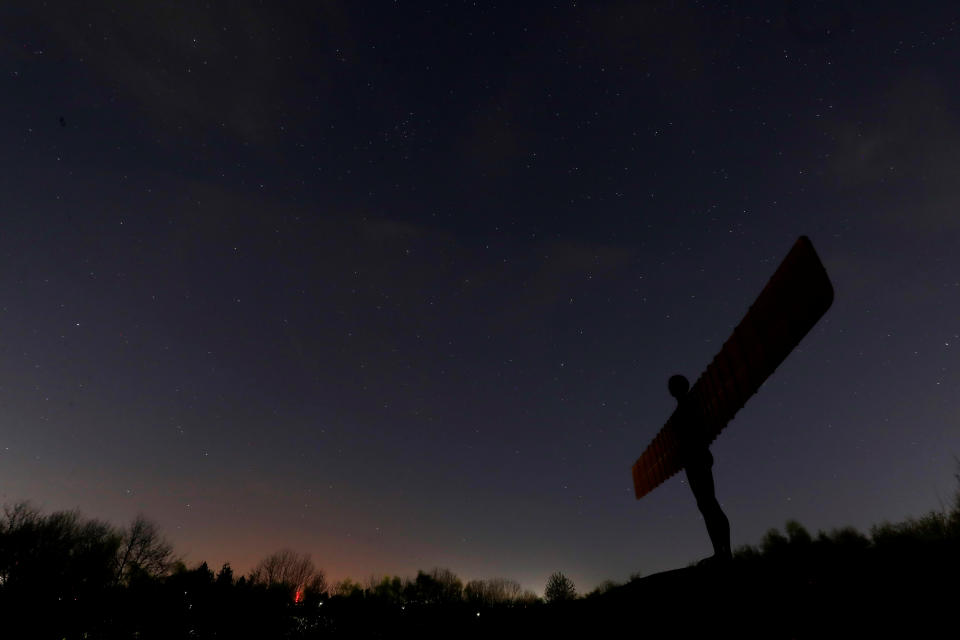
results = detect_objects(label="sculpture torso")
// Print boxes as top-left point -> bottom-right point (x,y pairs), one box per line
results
674,396 -> 714,469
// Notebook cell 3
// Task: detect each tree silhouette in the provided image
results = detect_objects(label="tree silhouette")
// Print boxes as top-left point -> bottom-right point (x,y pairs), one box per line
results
114,514 -> 175,583
0,502 -> 121,638
544,572 -> 576,603
249,549 -> 327,601
584,579 -> 621,598
785,520 -> 813,545
333,576 -> 364,598
428,567 -> 463,604
400,568 -> 463,606
465,577 -> 523,606
216,562 -> 234,586
370,575 -> 406,604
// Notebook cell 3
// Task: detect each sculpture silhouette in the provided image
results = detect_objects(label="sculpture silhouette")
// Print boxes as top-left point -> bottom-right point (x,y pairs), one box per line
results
669,373 -> 731,562
630,236 -> 834,567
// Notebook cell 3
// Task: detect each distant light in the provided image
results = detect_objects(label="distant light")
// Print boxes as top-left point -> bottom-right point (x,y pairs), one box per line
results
476,612 -> 480,617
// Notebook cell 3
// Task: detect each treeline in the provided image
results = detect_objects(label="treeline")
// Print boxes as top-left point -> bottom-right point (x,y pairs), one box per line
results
3,477 -> 960,639
736,508 -> 960,565
333,569 -> 540,606
731,475 -> 960,574
591,477 -> 960,637
0,502 -> 555,639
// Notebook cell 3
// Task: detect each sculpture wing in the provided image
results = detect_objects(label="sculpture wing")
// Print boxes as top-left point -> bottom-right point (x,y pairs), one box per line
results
632,236 -> 834,499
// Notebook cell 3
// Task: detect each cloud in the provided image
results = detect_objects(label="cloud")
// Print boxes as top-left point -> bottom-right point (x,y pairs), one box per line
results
475,239 -> 637,330
829,72 -> 960,233
7,2 -> 352,143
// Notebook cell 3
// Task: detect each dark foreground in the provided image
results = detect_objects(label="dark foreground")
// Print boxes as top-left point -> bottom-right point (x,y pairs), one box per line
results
4,498 -> 960,639
5,550 -> 956,639
481,555 -> 954,639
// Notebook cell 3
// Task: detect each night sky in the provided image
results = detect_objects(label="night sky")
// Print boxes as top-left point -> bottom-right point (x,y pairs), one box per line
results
2,2 -> 959,595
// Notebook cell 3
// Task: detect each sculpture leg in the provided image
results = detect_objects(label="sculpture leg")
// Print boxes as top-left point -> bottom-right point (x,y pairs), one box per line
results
685,463 -> 731,559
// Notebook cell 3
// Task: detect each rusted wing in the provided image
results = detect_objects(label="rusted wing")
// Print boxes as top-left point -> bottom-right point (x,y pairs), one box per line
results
632,236 -> 833,499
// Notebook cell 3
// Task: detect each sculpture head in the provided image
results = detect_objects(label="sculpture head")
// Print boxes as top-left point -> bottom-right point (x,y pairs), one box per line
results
668,374 -> 689,400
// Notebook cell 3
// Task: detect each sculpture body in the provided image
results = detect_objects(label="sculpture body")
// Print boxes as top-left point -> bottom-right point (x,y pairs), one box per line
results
631,236 -> 834,559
